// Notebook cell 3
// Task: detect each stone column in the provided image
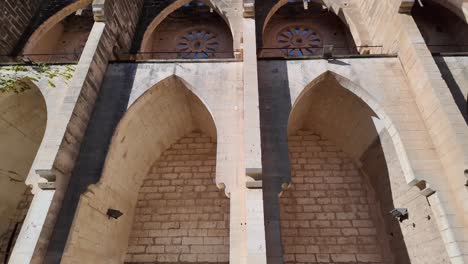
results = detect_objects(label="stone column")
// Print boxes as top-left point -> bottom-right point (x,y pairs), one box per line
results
243,11 -> 262,179
246,180 -> 267,264
397,11 -> 468,263
242,4 -> 268,263
8,21 -> 108,264
8,190 -> 54,264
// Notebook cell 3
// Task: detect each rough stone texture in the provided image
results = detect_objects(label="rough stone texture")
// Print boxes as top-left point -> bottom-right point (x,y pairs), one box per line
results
61,63 -> 243,263
0,0 -> 43,55
125,132 -> 229,263
280,130 -> 389,263
361,131 -> 450,264
0,188 -> 33,263
33,1 -> 145,263
1,1 -> 468,263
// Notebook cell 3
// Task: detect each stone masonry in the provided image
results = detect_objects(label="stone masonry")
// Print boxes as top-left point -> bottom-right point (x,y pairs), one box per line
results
0,0 -> 42,55
281,130 -> 389,263
125,132 -> 229,263
1,0 -> 468,263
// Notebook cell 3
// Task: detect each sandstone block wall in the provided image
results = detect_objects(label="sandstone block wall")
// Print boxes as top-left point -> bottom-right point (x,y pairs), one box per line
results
0,0 -> 42,55
126,132 -> 229,263
361,131 -> 450,264
280,130 -> 390,263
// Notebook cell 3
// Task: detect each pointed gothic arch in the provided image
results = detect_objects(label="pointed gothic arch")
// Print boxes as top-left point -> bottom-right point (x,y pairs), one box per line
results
22,0 -> 94,62
0,82 -> 47,262
61,75 -> 227,263
274,70 -> 451,263
289,71 -> 416,185
260,1 -> 359,57
139,0 -> 234,59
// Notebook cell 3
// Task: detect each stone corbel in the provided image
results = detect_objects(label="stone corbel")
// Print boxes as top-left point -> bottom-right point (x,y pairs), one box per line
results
36,169 -> 57,190
415,180 -> 436,197
246,168 -> 262,189
246,175 -> 262,189
399,0 -> 415,13
243,0 -> 255,18
92,0 -> 106,22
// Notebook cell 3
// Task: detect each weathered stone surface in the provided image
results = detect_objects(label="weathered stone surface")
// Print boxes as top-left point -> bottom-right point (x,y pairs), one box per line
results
1,0 -> 467,263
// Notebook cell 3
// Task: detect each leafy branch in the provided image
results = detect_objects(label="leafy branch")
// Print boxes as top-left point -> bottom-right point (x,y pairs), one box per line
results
0,63 -> 75,94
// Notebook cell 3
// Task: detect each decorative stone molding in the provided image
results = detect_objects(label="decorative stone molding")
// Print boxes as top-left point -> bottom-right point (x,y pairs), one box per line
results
276,25 -> 322,56
176,29 -> 220,58
243,0 -> 255,18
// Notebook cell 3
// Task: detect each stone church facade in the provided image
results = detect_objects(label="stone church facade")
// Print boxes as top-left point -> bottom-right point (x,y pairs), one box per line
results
0,0 -> 467,263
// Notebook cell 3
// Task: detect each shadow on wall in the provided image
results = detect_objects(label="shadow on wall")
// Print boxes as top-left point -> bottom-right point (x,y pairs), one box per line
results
258,60 -> 291,263
433,57 -> 468,124
22,5 -> 94,63
58,73 -> 220,263
135,1 -> 234,60
360,138 -> 411,264
260,1 -> 358,58
412,0 -> 468,54
0,83 -> 46,263
43,63 -> 138,263
259,66 -> 413,263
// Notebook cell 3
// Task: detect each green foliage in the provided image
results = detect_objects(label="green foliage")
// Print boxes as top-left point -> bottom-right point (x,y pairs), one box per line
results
0,63 -> 75,94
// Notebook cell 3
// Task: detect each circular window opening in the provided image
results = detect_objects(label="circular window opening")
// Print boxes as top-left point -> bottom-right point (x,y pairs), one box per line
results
176,29 -> 220,59
276,25 -> 321,56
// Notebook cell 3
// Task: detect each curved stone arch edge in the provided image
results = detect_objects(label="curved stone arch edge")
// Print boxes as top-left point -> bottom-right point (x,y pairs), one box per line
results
139,0 -> 239,53
90,74 -> 232,200
22,0 -> 94,54
261,0 -> 370,49
19,78 -> 70,194
286,70 -> 419,189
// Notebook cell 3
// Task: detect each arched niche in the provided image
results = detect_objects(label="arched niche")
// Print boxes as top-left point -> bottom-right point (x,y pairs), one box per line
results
22,1 -> 94,62
0,82 -> 47,262
261,0 -> 358,57
278,71 -> 450,263
412,0 -> 468,54
427,0 -> 468,23
61,75 -> 225,263
140,0 -> 234,59
413,0 -> 468,124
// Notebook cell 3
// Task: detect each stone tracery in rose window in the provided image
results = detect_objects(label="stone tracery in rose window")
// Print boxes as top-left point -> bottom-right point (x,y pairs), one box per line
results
276,25 -> 321,56
176,29 -> 220,59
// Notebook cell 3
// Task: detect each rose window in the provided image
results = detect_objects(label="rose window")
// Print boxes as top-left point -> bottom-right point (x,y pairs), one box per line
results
276,26 -> 321,56
176,30 -> 220,59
